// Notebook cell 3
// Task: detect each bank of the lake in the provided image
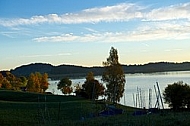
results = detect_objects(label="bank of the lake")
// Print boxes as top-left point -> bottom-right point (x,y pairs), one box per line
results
47,71 -> 190,108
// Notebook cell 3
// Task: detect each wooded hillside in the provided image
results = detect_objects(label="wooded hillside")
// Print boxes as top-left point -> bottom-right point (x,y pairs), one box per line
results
4,62 -> 190,79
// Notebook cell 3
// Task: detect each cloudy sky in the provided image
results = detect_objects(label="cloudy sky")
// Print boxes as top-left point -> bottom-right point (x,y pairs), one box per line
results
1,0 -> 190,70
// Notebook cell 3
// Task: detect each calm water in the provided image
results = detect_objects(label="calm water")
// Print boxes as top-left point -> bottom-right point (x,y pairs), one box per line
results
47,71 -> 190,108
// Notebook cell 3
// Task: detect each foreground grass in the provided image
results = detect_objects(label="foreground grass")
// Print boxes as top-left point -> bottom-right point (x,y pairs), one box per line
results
1,90 -> 190,126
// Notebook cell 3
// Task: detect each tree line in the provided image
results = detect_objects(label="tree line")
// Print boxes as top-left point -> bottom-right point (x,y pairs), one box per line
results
8,61 -> 190,80
0,72 -> 49,93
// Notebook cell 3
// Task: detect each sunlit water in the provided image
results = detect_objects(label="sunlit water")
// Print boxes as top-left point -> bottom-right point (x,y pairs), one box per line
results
46,71 -> 190,108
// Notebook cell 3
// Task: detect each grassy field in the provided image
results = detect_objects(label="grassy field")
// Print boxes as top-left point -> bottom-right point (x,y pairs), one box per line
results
1,89 -> 190,126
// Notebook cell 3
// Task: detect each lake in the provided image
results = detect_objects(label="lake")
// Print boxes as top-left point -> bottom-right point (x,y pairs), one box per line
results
46,71 -> 190,108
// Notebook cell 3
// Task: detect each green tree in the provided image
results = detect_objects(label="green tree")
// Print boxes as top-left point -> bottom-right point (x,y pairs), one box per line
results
102,47 -> 126,103
82,72 -> 105,99
5,72 -> 20,90
19,76 -> 28,87
57,77 -> 73,94
163,81 -> 190,110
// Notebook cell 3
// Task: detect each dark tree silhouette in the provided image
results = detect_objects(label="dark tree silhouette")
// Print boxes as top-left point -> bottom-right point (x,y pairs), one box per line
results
82,72 -> 105,99
57,77 -> 73,94
163,81 -> 190,110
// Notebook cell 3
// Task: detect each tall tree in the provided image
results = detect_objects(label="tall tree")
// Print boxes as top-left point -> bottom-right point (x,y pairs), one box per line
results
102,47 -> 126,103
82,72 -> 105,99
57,77 -> 73,94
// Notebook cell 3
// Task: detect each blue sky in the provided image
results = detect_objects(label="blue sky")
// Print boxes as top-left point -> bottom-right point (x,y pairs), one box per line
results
1,0 -> 190,70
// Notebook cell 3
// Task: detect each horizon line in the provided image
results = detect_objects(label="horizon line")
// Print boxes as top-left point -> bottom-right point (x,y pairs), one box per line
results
1,60 -> 190,71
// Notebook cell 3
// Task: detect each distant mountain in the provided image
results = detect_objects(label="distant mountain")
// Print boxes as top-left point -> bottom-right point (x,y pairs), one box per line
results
6,62 -> 190,80
10,63 -> 104,79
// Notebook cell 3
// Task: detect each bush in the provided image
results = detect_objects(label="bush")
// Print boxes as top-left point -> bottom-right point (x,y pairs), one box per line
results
163,81 -> 190,110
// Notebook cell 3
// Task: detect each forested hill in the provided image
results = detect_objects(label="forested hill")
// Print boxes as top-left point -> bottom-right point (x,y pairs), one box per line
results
6,62 -> 190,79
9,63 -> 103,79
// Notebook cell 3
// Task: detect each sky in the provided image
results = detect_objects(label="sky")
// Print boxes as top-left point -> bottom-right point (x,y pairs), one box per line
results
1,0 -> 190,70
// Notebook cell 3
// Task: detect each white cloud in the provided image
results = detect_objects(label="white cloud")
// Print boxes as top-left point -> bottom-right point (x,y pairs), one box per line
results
0,31 -> 17,38
32,15 -> 190,43
1,2 -> 190,42
0,2 -> 190,27
57,53 -> 71,56
84,27 -> 98,33
165,48 -> 183,52
174,48 -> 182,51
0,3 -> 144,27
144,2 -> 190,21
33,22 -> 190,43
33,33 -> 79,42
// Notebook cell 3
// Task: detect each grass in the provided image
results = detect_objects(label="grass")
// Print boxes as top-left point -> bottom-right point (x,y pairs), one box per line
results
0,89 -> 101,125
1,89 -> 190,126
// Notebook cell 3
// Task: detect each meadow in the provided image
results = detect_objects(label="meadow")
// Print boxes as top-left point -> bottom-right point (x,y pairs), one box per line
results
1,89 -> 190,126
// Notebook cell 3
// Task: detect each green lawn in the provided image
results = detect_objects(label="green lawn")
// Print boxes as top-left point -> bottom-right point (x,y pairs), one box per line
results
1,89 -> 190,126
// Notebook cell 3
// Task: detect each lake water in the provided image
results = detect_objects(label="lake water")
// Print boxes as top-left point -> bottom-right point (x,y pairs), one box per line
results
46,71 -> 190,109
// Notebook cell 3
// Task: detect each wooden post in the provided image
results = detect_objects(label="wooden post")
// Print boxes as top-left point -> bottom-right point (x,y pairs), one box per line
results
156,82 -> 164,109
154,85 -> 160,109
